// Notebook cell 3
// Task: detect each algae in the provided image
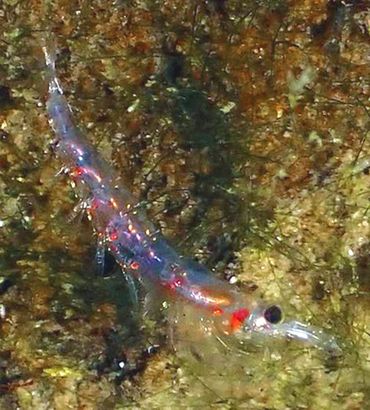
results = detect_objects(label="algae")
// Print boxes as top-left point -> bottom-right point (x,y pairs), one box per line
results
0,0 -> 369,408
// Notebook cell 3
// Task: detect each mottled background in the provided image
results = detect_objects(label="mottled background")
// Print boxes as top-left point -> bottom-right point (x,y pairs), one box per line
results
0,0 -> 369,408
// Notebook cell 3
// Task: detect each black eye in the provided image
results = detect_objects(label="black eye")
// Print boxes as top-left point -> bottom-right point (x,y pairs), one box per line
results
264,305 -> 282,324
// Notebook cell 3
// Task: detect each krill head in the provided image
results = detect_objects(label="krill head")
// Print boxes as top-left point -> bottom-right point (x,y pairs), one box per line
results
240,304 -> 341,355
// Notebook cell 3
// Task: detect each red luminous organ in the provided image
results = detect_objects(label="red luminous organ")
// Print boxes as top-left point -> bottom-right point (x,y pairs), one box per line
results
230,308 -> 250,332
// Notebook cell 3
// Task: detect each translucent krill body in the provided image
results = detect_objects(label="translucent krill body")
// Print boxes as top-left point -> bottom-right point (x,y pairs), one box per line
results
43,45 -> 340,355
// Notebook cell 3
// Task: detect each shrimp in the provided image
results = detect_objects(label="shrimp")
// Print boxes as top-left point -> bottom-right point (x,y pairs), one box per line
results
43,45 -> 341,355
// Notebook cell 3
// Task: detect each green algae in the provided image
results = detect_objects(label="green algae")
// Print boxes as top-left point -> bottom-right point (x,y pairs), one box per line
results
0,0 -> 369,408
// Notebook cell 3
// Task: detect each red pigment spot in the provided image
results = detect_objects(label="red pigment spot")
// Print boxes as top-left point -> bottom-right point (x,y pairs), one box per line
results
90,198 -> 100,210
130,261 -> 140,270
174,278 -> 184,287
165,276 -> 185,291
109,230 -> 118,241
230,308 -> 250,331
74,166 -> 84,176
212,307 -> 224,316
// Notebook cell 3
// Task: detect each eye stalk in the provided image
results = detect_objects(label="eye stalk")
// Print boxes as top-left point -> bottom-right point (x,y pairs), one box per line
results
263,305 -> 282,324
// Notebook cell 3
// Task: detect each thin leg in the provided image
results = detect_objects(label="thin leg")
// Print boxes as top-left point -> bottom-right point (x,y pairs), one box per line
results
121,269 -> 139,307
